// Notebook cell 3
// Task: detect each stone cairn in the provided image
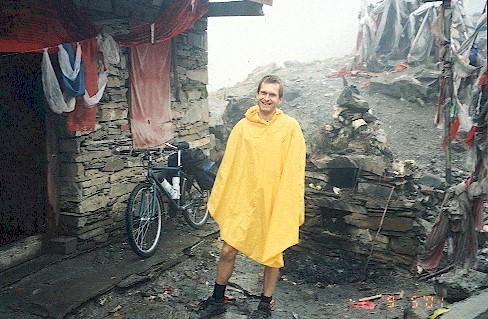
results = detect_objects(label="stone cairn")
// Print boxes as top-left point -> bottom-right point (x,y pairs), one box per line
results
303,79 -> 432,269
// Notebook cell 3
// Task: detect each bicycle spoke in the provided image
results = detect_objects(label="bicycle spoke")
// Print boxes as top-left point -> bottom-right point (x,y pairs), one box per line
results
126,183 -> 163,257
183,182 -> 210,229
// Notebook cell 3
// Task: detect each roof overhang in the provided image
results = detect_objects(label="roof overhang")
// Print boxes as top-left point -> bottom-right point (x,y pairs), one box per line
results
207,0 -> 273,17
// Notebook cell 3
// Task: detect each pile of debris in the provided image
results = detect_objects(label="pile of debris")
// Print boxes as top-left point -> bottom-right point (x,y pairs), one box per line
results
309,78 -> 393,164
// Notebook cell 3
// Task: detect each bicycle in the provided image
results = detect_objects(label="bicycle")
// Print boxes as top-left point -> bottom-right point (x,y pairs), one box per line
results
118,142 -> 214,258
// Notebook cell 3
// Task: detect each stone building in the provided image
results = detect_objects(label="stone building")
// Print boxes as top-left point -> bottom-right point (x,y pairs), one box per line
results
0,0 -> 270,270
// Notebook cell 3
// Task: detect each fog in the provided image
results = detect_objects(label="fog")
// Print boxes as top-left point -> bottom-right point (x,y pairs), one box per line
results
206,0 -> 487,92
207,0 -> 360,91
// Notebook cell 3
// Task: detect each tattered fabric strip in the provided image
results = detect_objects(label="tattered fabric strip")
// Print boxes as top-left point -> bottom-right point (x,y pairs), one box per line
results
58,42 -> 82,81
41,48 -> 74,114
96,33 -> 120,65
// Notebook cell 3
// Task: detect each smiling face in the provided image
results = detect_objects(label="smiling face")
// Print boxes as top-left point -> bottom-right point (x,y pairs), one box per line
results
256,82 -> 283,121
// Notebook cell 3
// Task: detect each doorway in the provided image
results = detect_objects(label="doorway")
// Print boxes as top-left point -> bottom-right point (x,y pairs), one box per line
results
0,53 -> 49,246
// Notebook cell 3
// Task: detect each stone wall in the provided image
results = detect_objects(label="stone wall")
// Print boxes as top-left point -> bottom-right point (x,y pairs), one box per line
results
303,84 -> 428,269
56,16 -> 210,251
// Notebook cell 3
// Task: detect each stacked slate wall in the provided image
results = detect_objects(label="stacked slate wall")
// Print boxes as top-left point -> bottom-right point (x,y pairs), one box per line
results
56,15 -> 210,251
303,84 -> 428,269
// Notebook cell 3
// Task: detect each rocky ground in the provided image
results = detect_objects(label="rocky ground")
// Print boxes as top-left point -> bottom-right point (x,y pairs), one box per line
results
66,57 -> 486,319
66,218 -> 438,319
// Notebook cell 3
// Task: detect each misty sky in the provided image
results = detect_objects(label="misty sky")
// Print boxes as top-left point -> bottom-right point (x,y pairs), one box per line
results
207,0 -> 360,91
206,0 -> 487,92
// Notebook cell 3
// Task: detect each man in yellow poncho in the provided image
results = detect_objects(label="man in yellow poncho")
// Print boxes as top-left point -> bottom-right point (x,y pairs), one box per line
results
195,75 -> 306,319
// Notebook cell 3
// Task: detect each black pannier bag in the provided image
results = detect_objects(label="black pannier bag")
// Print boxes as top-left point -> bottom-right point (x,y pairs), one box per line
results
168,148 -> 217,190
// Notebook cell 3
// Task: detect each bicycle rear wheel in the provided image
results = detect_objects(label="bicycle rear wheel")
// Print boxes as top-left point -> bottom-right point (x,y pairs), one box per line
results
182,179 -> 210,229
126,182 -> 164,257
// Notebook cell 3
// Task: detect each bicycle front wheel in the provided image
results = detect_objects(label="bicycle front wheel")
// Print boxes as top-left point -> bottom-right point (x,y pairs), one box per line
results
126,182 -> 164,258
182,180 -> 210,229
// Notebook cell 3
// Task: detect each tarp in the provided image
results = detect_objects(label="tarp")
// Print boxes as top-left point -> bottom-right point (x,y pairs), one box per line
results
0,0 -> 98,53
353,0 -> 481,69
129,41 -> 174,149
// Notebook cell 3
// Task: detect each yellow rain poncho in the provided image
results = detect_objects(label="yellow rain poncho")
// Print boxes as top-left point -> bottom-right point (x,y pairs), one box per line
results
208,105 -> 306,268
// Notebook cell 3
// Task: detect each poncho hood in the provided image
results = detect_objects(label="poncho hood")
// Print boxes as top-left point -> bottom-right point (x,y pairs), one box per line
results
244,105 -> 283,125
208,105 -> 306,268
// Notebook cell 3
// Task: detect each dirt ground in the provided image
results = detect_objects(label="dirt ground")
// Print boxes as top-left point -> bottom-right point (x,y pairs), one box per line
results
66,57 -> 479,319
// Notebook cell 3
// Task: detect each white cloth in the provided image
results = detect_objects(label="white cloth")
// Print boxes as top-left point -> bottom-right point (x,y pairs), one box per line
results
58,42 -> 82,81
97,33 -> 120,65
83,71 -> 108,107
41,48 -> 74,114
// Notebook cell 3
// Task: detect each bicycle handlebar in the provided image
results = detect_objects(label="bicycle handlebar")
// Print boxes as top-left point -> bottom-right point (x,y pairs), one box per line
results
115,142 -> 190,157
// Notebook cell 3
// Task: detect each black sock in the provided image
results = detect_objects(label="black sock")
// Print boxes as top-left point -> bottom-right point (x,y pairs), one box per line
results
212,283 -> 226,301
260,293 -> 272,304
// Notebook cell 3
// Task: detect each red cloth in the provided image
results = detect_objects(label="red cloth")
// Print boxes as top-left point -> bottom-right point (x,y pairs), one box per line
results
478,72 -> 488,86
0,0 -> 98,53
67,38 -> 98,132
130,41 -> 173,149
465,125 -> 477,147
442,116 -> 461,150
116,0 -> 208,46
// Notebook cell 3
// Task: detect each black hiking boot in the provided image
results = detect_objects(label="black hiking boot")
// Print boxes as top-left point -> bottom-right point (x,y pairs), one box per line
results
250,301 -> 272,319
193,296 -> 227,319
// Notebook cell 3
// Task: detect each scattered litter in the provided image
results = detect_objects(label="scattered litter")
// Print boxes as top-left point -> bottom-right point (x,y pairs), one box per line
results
109,305 -> 122,313
308,183 -> 322,190
358,294 -> 382,301
281,275 -> 297,285
99,297 -> 107,306
315,282 -> 325,288
429,308 -> 451,319
359,81 -> 370,88
223,295 -> 235,304
351,300 -> 375,309
383,291 -> 404,300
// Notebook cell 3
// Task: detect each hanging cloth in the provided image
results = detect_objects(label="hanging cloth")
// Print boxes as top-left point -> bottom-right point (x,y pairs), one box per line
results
0,0 -> 98,53
83,71 -> 108,107
41,48 -> 74,114
67,38 -> 98,132
96,33 -> 120,65
116,0 -> 208,46
58,42 -> 82,81
60,43 -> 85,97
129,40 -> 174,148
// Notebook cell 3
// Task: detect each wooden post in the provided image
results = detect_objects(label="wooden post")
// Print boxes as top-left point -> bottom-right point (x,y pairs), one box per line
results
442,0 -> 453,184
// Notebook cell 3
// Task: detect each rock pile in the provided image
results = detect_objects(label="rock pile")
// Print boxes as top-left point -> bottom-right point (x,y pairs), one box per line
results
304,81 -> 431,269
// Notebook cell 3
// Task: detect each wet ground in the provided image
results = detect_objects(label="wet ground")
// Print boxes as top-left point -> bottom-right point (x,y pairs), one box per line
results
64,218 -> 440,319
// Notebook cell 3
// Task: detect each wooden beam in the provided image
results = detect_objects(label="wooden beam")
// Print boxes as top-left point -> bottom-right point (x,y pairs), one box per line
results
249,0 -> 273,5
207,1 -> 264,17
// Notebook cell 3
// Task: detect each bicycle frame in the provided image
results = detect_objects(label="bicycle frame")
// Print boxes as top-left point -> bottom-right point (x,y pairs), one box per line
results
142,149 -> 197,212
124,142 -> 211,257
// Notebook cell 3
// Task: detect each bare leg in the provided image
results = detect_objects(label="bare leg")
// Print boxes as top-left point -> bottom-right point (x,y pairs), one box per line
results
216,241 -> 238,285
263,266 -> 280,297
